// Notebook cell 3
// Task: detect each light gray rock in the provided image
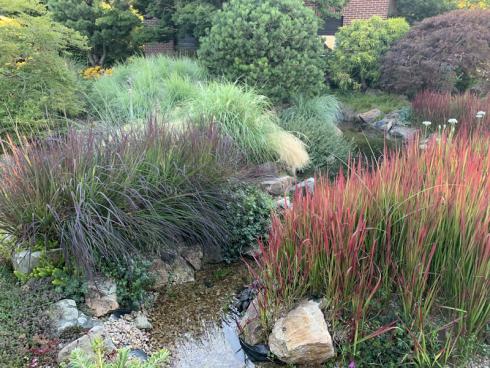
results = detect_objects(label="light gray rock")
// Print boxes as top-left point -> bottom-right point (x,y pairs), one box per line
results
269,300 -> 335,365
358,109 -> 383,125
288,177 -> 315,195
261,176 -> 295,196
12,250 -> 43,275
57,325 -> 115,363
134,311 -> 152,330
85,277 -> 119,317
372,118 -> 394,132
48,299 -> 99,334
389,126 -> 418,141
11,248 -> 63,275
276,197 -> 292,210
239,298 -> 264,346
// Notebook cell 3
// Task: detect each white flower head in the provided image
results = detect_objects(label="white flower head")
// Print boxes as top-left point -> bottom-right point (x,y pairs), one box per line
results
422,121 -> 432,127
448,118 -> 458,125
476,111 -> 486,119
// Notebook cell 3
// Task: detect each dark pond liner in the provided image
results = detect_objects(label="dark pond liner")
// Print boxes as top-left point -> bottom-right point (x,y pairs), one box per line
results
239,338 -> 284,365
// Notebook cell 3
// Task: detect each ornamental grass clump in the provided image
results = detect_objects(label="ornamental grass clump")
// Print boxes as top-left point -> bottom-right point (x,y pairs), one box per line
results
90,55 -> 310,171
412,91 -> 490,131
253,128 -> 490,363
0,122 -> 245,272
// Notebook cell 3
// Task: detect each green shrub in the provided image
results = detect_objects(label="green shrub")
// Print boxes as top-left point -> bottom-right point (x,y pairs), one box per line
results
172,1 -> 218,40
327,17 -> 409,91
380,10 -> 490,96
225,186 -> 275,261
89,56 -> 310,171
396,0 -> 455,23
47,0 -> 144,67
65,337 -> 169,367
101,259 -> 154,309
0,0 -> 87,138
198,0 -> 326,102
280,95 -> 353,175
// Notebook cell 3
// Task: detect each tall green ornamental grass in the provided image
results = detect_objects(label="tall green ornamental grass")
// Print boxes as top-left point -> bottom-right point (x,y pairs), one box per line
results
280,95 -> 353,176
0,123 -> 245,272
89,55 -> 309,171
252,127 -> 490,365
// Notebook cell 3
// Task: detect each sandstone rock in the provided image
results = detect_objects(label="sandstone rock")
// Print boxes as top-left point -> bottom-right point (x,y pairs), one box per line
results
261,176 -> 295,196
57,325 -> 115,362
180,244 -> 203,271
239,298 -> 264,346
358,109 -> 382,125
168,256 -> 195,284
85,277 -> 119,317
134,311 -> 152,330
269,300 -> 335,365
149,259 -> 169,289
149,255 -> 195,290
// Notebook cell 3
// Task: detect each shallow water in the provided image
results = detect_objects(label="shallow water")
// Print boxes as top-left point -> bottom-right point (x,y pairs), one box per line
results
149,263 -> 276,368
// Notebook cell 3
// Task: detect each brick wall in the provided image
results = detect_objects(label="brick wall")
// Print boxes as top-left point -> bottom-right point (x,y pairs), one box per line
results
342,0 -> 393,25
143,41 -> 175,56
143,17 -> 175,56
304,0 -> 394,25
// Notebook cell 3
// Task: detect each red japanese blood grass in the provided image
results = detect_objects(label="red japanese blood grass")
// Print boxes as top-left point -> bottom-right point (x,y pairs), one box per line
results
412,91 -> 490,131
252,128 -> 490,356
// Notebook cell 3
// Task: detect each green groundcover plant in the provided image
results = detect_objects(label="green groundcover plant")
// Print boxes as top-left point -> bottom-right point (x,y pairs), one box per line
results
0,0 -> 87,138
328,16 -> 409,91
198,0 -> 326,102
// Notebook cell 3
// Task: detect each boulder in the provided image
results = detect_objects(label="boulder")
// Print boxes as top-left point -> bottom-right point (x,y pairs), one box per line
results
372,118 -> 394,132
180,244 -> 203,271
288,178 -> 315,195
149,259 -> 169,289
57,325 -> 115,363
358,109 -> 382,125
85,277 -> 119,317
168,255 -> 195,284
261,176 -> 295,196
11,248 -> 63,275
48,299 -> 100,334
149,255 -> 195,290
134,311 -> 152,330
268,300 -> 335,365
389,126 -> 417,141
239,298 -> 264,346
276,197 -> 292,210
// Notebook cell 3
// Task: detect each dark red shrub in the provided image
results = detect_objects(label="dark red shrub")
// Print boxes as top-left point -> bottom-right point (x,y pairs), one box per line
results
380,10 -> 490,97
